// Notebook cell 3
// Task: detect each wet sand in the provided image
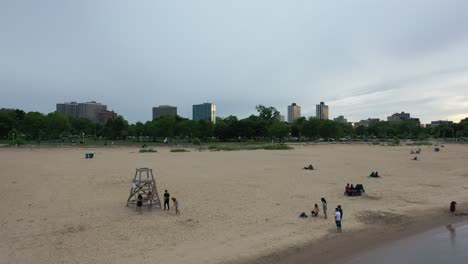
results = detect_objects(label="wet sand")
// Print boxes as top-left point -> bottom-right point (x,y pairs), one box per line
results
346,220 -> 468,264
258,211 -> 468,264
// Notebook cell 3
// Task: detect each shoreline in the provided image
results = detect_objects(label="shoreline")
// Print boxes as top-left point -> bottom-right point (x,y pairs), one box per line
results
245,206 -> 468,264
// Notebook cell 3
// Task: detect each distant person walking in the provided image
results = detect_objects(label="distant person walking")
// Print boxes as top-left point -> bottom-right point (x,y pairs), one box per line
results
171,197 -> 180,215
335,208 -> 342,232
164,190 -> 170,210
136,194 -> 143,214
321,198 -> 328,219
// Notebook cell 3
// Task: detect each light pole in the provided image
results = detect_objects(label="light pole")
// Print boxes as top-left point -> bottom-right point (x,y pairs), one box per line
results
82,132 -> 85,144
12,133 -> 15,144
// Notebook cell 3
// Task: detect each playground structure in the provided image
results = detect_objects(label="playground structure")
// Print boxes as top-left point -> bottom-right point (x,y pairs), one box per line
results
127,168 -> 162,209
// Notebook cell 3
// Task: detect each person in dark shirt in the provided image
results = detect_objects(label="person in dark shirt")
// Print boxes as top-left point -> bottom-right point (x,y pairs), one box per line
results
164,190 -> 170,210
136,194 -> 143,214
338,205 -> 343,220
450,201 -> 457,212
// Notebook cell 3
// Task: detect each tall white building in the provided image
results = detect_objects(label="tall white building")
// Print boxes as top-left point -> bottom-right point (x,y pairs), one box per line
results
316,102 -> 329,120
287,103 -> 301,123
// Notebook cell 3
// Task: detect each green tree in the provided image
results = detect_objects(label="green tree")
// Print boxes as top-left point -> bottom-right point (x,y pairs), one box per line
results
47,113 -> 72,139
268,122 -> 290,140
255,105 -> 280,122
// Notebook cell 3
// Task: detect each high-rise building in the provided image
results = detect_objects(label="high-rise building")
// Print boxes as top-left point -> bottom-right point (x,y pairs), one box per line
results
316,102 -> 329,120
56,101 -> 114,124
387,112 -> 420,126
333,115 -> 347,124
98,110 -> 118,124
56,102 -> 79,118
193,103 -> 216,123
354,118 -> 380,127
287,103 -> 301,123
276,115 -> 285,122
152,105 -> 177,120
387,112 -> 410,122
78,101 -> 107,122
428,120 -> 453,127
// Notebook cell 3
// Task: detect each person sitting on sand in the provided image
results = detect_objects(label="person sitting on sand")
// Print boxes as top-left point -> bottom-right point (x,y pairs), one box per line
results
303,164 -> 314,170
311,204 -> 320,217
412,156 -> 419,160
345,183 -> 351,195
369,171 -> 376,177
450,201 -> 457,213
356,184 -> 365,196
171,197 -> 180,215
350,184 -> 356,196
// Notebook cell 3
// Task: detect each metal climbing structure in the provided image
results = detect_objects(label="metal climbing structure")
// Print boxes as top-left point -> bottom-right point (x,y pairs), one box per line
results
126,168 -> 162,209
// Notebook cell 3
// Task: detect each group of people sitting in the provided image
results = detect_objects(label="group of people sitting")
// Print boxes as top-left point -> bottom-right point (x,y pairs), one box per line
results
345,183 -> 365,196
303,164 -> 315,170
369,171 -> 381,178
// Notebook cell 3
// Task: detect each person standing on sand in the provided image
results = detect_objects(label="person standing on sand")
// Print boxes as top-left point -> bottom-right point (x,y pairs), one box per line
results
136,194 -> 143,214
335,208 -> 342,232
164,190 -> 170,210
450,201 -> 457,213
337,205 -> 343,219
147,191 -> 154,211
321,198 -> 328,219
171,197 -> 180,215
338,205 -> 343,220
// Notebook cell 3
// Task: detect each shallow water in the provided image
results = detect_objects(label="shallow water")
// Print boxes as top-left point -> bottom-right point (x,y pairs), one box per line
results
345,222 -> 468,264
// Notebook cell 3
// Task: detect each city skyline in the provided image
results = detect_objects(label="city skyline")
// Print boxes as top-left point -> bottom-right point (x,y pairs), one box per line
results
5,99 -> 466,125
1,1 -> 468,124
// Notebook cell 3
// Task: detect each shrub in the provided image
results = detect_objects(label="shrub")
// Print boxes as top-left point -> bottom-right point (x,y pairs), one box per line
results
170,149 -> 189,152
192,138 -> 201,146
139,148 -> 157,153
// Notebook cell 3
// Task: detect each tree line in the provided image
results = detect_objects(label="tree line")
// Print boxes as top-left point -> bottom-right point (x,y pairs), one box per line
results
1,106 -> 468,143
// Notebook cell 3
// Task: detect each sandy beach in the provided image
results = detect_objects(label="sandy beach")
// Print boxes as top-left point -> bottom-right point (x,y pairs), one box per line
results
1,144 -> 468,264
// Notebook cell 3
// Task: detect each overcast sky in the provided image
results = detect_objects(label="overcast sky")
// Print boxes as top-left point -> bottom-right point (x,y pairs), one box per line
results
1,0 -> 468,124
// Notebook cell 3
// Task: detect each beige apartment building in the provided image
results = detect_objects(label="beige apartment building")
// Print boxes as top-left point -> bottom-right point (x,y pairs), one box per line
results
287,103 -> 301,123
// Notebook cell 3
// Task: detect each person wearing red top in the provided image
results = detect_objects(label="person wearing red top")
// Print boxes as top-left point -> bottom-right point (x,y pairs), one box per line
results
345,183 -> 351,196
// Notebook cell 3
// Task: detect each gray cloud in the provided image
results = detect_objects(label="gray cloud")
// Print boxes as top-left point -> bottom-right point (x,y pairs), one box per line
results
1,0 -> 468,123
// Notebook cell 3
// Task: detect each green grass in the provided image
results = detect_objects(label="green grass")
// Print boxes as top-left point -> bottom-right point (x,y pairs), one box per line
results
139,148 -> 158,153
406,141 -> 433,146
207,144 -> 292,151
170,149 -> 189,152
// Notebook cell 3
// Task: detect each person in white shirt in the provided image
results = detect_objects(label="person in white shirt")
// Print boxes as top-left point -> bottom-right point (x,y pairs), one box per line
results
335,208 -> 342,232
